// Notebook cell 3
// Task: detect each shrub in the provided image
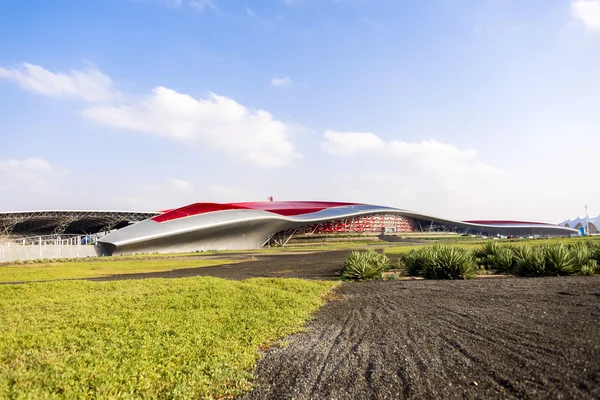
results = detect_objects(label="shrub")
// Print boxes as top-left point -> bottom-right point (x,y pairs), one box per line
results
515,245 -> 548,276
472,241 -> 502,270
402,246 -> 436,276
513,243 -> 596,277
589,244 -> 600,266
568,243 -> 598,276
402,245 -> 478,280
341,250 -> 392,281
543,244 -> 575,275
488,246 -> 517,274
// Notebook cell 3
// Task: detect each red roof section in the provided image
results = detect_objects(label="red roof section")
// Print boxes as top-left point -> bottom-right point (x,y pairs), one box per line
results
152,201 -> 359,222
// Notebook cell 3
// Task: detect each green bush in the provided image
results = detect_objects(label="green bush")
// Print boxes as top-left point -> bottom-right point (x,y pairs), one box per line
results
488,246 -> 517,274
403,246 -> 436,276
472,241 -> 502,270
589,243 -> 600,266
568,242 -> 598,276
513,243 -> 599,277
401,245 -> 478,280
341,250 -> 392,281
515,245 -> 548,276
544,244 -> 575,275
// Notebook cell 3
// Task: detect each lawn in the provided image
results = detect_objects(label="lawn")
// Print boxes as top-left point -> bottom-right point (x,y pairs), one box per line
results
0,277 -> 337,399
383,236 -> 600,254
0,258 -> 239,283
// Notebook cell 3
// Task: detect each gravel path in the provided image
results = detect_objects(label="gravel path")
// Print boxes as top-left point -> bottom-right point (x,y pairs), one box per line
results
243,277 -> 600,399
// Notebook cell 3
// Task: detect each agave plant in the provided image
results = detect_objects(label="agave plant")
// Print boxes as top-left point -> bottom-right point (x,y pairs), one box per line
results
487,246 -> 516,274
472,242 -> 502,270
589,244 -> 600,265
402,247 -> 436,276
568,243 -> 598,276
544,244 -> 576,275
516,246 -> 548,276
425,245 -> 478,280
402,245 -> 477,279
341,250 -> 392,281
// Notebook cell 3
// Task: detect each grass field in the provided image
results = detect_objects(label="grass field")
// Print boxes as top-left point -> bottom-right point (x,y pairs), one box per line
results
383,236 -> 600,254
0,258 -> 239,283
0,277 -> 337,399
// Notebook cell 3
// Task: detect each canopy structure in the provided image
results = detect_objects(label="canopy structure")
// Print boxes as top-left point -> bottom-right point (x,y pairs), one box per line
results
0,210 -> 159,237
560,215 -> 600,234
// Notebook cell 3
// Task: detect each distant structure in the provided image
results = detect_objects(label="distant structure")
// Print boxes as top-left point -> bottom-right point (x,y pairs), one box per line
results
560,215 -> 600,235
0,210 -> 158,237
95,201 -> 578,256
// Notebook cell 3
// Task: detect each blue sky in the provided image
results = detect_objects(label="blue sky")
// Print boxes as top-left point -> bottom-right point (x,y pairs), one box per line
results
1,0 -> 599,222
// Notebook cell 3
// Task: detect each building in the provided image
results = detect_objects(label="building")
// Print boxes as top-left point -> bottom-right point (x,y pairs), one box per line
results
560,215 -> 600,235
95,201 -> 577,256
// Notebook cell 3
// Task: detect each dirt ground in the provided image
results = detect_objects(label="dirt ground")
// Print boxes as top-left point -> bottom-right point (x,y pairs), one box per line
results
242,277 -> 600,399
90,250 -> 356,281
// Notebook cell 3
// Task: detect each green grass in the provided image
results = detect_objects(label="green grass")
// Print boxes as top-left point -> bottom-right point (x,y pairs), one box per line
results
0,258 -> 239,282
0,277 -> 337,399
384,236 -> 600,255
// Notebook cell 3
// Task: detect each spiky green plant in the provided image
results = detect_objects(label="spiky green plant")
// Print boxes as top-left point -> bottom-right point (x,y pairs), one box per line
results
341,250 -> 392,281
516,246 -> 548,276
401,245 -> 477,280
472,241 -> 502,270
544,243 -> 576,275
487,246 -> 516,274
568,243 -> 598,276
589,244 -> 600,268
402,247 -> 436,276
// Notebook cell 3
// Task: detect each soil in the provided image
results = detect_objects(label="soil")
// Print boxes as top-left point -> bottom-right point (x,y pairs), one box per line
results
242,277 -> 600,399
90,250 -> 357,281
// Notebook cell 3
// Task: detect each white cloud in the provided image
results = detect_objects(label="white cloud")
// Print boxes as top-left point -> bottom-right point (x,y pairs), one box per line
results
0,63 -> 120,103
0,158 -> 69,210
246,6 -> 257,18
322,130 -> 384,156
571,0 -> 600,30
321,130 -> 505,217
2,62 -> 300,167
322,130 -> 482,167
189,0 -> 216,11
115,179 -> 254,211
168,178 -> 193,192
208,184 -> 242,198
0,158 -> 67,182
155,0 -> 216,11
322,131 -> 487,176
270,76 -> 293,86
82,87 -> 299,167
119,178 -> 199,210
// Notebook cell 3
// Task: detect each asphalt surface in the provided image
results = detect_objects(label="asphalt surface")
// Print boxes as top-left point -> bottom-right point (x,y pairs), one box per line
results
243,277 -> 600,399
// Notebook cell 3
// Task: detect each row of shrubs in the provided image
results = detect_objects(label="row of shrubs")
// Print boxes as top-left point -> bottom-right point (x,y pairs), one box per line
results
341,241 -> 600,281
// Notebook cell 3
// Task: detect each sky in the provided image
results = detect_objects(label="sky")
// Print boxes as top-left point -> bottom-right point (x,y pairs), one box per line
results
1,0 -> 599,223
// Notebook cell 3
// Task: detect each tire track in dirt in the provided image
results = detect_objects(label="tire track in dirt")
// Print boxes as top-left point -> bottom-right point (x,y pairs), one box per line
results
242,277 -> 600,400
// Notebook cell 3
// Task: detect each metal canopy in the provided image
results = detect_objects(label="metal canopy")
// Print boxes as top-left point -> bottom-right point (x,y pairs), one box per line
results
0,210 -> 159,236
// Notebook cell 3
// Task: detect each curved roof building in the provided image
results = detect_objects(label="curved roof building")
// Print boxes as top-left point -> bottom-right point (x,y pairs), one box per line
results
96,201 -> 577,256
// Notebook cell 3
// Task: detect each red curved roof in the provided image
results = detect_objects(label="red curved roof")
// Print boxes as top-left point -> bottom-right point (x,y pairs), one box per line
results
152,201 -> 359,222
